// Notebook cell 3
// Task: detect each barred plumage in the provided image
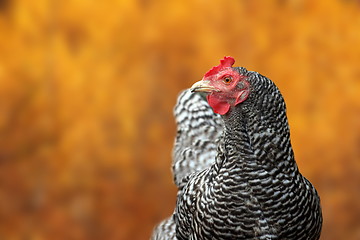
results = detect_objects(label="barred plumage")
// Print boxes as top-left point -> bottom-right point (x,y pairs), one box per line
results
152,58 -> 322,240
173,90 -> 223,187
151,215 -> 176,240
152,90 -> 223,240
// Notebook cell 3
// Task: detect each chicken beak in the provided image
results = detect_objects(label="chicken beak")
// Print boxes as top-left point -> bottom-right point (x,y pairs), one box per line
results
190,80 -> 218,93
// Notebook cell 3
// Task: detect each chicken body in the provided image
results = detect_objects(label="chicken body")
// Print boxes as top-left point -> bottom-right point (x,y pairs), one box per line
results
152,58 -> 322,240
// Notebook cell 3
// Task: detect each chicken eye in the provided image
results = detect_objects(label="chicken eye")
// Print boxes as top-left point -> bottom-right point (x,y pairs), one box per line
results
223,76 -> 232,84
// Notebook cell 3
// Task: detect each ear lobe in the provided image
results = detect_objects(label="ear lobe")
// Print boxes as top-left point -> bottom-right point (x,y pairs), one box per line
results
235,89 -> 249,105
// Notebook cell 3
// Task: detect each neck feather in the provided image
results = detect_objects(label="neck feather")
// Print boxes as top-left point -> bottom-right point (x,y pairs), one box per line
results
214,82 -> 298,176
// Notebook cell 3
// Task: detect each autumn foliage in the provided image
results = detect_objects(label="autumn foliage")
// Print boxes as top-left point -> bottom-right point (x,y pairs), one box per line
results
0,0 -> 359,239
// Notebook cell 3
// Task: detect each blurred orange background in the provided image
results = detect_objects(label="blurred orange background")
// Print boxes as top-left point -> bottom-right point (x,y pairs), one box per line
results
0,0 -> 359,239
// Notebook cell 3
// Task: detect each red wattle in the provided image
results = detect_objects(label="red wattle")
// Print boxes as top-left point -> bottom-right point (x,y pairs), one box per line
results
207,94 -> 230,115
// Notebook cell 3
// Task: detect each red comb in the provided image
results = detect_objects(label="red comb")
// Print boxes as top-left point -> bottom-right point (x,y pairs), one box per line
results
204,56 -> 235,77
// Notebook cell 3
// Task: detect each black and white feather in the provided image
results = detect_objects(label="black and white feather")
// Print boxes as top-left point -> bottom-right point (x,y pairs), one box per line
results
152,89 -> 223,240
151,215 -> 177,240
172,89 -> 223,187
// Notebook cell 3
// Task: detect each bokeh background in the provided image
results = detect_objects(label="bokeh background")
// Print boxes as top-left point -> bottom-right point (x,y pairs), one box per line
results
0,0 -> 359,239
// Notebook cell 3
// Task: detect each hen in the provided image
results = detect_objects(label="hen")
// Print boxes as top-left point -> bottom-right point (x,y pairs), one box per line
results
153,56 -> 322,240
